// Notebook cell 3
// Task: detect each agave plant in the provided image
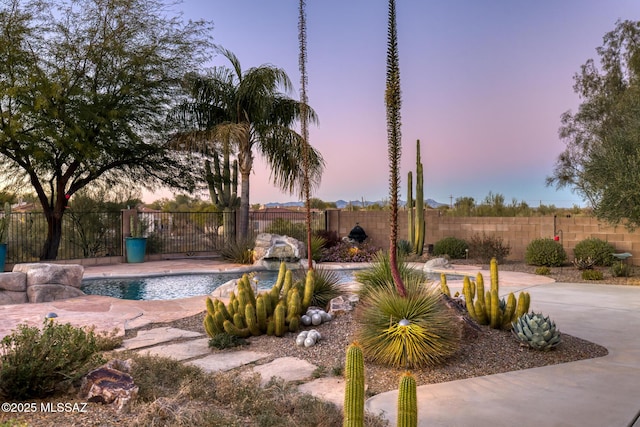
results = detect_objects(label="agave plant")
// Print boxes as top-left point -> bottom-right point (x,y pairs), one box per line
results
512,312 -> 561,351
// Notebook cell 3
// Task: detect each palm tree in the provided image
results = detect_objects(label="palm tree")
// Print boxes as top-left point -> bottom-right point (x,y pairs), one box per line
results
170,49 -> 324,240
385,0 -> 407,297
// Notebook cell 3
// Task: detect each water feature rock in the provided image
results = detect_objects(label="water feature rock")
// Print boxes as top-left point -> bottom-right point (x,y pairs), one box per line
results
27,284 -> 85,303
0,290 -> 28,305
211,277 -> 259,299
0,272 -> 27,292
253,233 -> 305,264
424,257 -> 453,270
13,263 -> 84,288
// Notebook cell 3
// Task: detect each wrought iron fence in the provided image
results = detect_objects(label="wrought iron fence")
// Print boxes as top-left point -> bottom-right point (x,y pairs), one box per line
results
137,211 -> 232,255
248,210 -> 325,241
1,209 -> 326,264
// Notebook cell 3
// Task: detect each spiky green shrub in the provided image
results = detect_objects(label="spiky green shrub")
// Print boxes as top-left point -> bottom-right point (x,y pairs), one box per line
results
397,239 -> 413,256
208,333 -> 249,349
512,312 -> 561,351
308,235 -> 327,262
0,321 -> 104,399
302,267 -> 342,308
573,238 -> 615,266
220,236 -> 255,264
355,251 -> 427,300
582,269 -> 604,280
468,232 -> 510,263
611,261 -> 633,277
432,236 -> 468,259
356,276 -> 461,368
524,238 -> 567,267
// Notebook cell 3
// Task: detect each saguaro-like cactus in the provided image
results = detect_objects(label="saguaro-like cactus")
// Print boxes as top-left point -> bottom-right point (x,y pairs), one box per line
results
397,371 -> 418,427
407,140 -> 425,255
343,342 -> 365,427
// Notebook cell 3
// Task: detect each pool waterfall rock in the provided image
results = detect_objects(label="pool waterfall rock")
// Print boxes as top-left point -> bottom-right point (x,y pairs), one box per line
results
0,263 -> 85,304
252,233 -> 308,270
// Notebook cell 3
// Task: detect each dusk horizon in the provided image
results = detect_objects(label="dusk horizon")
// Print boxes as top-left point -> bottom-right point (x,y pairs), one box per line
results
143,0 -> 640,209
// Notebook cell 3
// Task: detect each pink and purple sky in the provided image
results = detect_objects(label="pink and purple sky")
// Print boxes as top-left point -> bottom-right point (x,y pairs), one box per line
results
154,0 -> 640,207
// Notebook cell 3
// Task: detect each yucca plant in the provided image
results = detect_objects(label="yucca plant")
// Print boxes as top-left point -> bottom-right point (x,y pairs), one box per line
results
356,251 -> 427,301
220,237 -> 255,264
512,312 -> 561,351
307,267 -> 341,308
356,275 -> 461,368
308,235 -> 327,262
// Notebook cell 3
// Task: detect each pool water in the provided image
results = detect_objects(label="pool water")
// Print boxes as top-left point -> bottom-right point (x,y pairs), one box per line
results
81,269 -> 358,301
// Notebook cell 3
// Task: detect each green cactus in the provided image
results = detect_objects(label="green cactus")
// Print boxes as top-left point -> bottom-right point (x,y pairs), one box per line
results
440,273 -> 451,297
407,171 -> 414,250
301,270 -> 315,312
397,371 -> 418,427
244,304 -> 261,336
288,316 -> 299,333
343,342 -> 365,427
203,314 -> 219,337
274,302 -> 286,337
215,299 -> 232,322
490,257 -> 499,292
213,311 -> 226,333
205,297 -> 215,317
287,288 -> 302,321
462,258 -> 531,330
223,320 -> 251,338
256,295 -> 268,332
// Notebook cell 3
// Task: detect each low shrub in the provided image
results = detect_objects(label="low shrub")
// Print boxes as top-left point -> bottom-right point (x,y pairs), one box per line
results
535,266 -> 551,275
611,261 -> 633,277
208,333 -> 249,350
468,232 -> 511,263
308,235 -> 327,262
397,239 -> 413,256
318,241 -> 379,262
314,229 -> 340,248
582,269 -> 604,280
0,321 -> 104,400
432,237 -> 468,259
573,238 -> 615,266
525,238 -> 567,267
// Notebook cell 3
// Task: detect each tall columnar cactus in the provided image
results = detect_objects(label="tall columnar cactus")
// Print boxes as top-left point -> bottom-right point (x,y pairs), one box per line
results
462,257 -> 530,330
203,262 -> 315,339
397,371 -> 418,427
439,273 -> 451,297
407,140 -> 425,255
343,342 -> 365,427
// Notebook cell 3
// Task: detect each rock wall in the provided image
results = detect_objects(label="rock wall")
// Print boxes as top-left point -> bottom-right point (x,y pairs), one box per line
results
0,263 -> 85,304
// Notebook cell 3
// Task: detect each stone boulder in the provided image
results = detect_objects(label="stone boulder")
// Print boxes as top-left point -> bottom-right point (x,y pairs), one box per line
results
0,272 -> 27,292
253,233 -> 305,263
80,359 -> 138,413
27,284 -> 85,303
211,277 -> 259,299
0,291 -> 28,305
327,294 -> 359,317
13,263 -> 84,288
424,257 -> 453,270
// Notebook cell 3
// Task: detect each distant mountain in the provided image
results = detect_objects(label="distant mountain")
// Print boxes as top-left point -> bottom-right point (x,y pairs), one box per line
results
263,198 -> 447,209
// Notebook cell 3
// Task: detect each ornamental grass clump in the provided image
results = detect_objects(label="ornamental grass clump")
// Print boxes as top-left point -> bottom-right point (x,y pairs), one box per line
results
356,275 -> 461,369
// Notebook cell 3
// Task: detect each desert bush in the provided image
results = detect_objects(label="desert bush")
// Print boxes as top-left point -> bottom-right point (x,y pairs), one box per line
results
0,321 -> 104,400
220,236 -> 256,264
356,275 -> 461,368
525,238 -> 567,267
535,266 -> 551,275
611,261 -> 633,277
573,238 -> 615,266
318,241 -> 379,262
581,269 -> 604,280
265,218 -> 306,242
308,235 -> 327,262
432,237 -> 468,259
467,232 -> 511,263
397,239 -> 413,256
208,333 -> 249,350
314,229 -> 340,248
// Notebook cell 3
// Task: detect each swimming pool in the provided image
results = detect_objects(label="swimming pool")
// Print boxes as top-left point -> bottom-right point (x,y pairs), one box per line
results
81,269 -> 358,301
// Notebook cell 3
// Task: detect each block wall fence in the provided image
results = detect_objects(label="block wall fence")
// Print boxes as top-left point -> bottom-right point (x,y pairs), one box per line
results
325,209 -> 640,266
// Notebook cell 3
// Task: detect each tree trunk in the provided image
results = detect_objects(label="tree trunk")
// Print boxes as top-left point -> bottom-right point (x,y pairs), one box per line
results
40,208 -> 64,260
